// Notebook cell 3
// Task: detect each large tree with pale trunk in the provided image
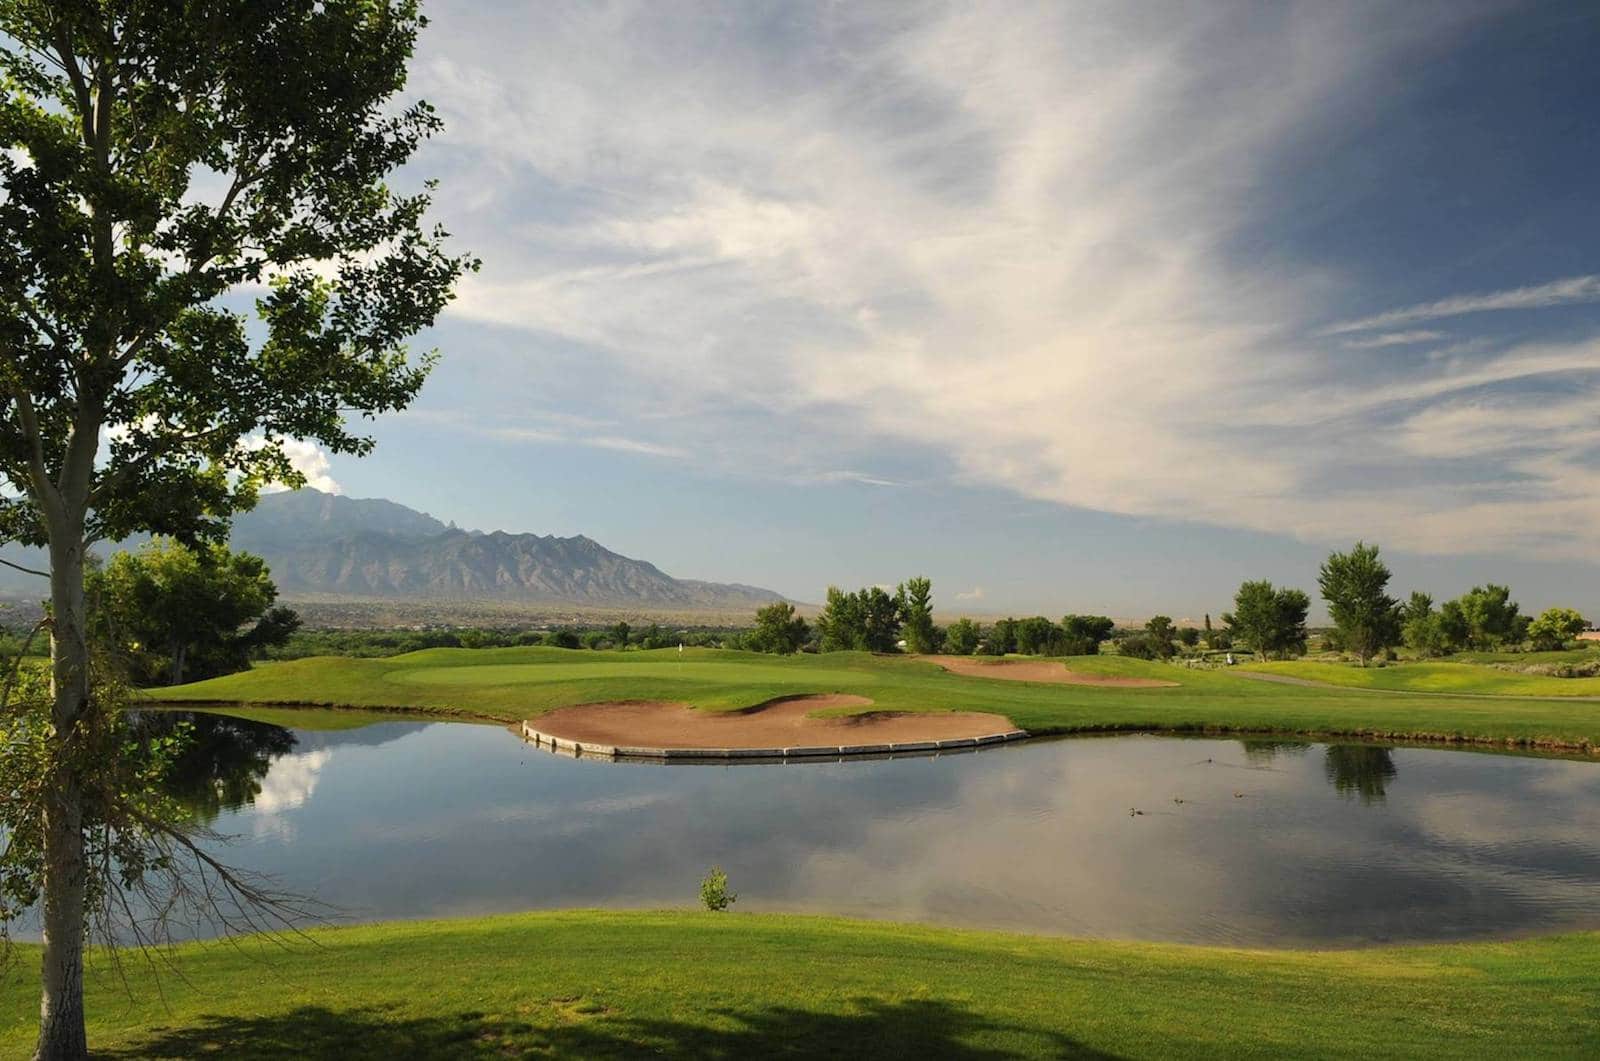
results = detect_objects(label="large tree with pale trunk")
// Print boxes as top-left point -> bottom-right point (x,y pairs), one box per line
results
0,2 -> 471,1056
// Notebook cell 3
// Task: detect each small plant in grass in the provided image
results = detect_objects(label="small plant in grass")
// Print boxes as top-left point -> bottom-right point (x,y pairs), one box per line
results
700,866 -> 738,911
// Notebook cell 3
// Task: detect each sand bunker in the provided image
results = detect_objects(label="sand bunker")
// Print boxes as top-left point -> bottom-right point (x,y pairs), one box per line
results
923,655 -> 1178,688
532,694 -> 1017,749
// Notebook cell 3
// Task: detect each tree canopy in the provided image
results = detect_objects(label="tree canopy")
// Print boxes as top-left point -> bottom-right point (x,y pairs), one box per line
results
0,3 -> 471,1054
748,600 -> 810,655
1223,580 -> 1309,660
1439,584 -> 1528,651
88,539 -> 298,685
1527,607 -> 1587,652
899,577 -> 936,654
1318,542 -> 1400,665
817,585 -> 902,652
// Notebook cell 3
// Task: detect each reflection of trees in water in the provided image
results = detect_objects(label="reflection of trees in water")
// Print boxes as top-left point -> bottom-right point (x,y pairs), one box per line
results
129,711 -> 296,822
1237,740 -> 1311,765
1323,745 -> 1397,804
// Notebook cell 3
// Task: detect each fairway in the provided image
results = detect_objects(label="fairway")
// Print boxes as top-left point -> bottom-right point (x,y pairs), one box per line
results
1245,659 -> 1600,698
2,912 -> 1595,1059
160,646 -> 1600,752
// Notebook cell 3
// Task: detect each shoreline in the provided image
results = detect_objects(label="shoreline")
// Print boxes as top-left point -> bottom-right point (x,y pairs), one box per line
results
151,697 -> 1600,759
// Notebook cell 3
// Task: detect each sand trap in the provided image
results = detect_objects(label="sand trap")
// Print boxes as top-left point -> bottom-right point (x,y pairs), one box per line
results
922,655 -> 1178,688
532,694 -> 1016,749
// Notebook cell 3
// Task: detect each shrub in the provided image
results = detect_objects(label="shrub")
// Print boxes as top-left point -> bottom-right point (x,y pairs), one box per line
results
700,866 -> 738,911
543,629 -> 581,649
944,618 -> 981,655
1116,634 -> 1159,660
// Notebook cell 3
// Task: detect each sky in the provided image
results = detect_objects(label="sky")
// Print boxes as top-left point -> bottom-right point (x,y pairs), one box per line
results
291,0 -> 1600,619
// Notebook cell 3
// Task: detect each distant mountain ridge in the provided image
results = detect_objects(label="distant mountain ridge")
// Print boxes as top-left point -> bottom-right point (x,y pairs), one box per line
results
225,490 -> 784,609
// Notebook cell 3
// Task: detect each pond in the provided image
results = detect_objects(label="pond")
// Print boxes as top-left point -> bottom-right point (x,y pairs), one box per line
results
62,709 -> 1600,946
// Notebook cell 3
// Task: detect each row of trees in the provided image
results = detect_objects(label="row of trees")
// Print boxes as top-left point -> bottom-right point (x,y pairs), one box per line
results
746,550 -> 1591,666
744,579 -> 1118,658
1136,543 -> 1593,665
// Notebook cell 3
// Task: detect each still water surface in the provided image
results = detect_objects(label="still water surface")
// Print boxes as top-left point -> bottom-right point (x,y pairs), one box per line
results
124,709 -> 1600,946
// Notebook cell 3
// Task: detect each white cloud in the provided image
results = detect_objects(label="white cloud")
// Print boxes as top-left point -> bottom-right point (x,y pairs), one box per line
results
247,437 -> 343,495
406,2 -> 1600,559
1322,274 -> 1600,335
251,749 -> 331,813
955,586 -> 985,601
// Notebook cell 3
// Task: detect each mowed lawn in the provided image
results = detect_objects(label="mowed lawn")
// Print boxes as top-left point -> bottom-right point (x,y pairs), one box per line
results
1244,658 -> 1600,698
159,646 -> 1600,750
3,912 -> 1597,1059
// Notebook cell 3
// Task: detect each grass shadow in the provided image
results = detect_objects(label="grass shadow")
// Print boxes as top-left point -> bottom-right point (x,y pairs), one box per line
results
100,996 -> 1119,1059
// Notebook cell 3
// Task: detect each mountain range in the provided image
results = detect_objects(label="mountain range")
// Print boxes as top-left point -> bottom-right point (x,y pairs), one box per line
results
1,490 -> 786,611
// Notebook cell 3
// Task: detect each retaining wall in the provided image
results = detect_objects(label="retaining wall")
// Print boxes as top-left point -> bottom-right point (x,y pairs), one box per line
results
519,721 -> 1030,763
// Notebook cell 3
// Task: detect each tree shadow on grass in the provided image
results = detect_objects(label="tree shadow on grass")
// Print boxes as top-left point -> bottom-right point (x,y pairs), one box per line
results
101,996 -> 1120,1059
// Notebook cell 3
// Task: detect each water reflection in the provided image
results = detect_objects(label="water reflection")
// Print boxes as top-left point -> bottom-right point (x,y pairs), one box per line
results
131,711 -> 296,822
109,714 -> 1600,947
1323,745 -> 1398,805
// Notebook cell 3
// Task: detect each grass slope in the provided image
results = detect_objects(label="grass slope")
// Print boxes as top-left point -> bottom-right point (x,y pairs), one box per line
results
1244,659 -> 1600,698
3,913 -> 1597,1059
160,647 -> 1600,751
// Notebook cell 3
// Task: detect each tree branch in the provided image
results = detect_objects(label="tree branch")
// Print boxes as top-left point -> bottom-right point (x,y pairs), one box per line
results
0,556 -> 47,578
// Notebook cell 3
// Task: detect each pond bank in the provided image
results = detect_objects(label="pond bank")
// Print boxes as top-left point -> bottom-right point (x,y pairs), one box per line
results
154,646 -> 1600,756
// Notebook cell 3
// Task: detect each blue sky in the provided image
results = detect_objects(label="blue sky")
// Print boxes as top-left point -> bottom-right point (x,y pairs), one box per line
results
296,0 -> 1600,618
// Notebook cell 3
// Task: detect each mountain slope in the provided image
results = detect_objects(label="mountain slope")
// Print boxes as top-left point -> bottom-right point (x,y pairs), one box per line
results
227,490 -> 783,609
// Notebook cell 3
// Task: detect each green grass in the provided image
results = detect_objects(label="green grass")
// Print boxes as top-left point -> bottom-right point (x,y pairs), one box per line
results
1451,648 -> 1599,666
3,912 -> 1596,1058
157,646 -> 1600,751
1243,659 -> 1600,698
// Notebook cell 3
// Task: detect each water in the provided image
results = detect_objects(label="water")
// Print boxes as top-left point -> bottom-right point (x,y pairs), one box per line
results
44,710 -> 1600,946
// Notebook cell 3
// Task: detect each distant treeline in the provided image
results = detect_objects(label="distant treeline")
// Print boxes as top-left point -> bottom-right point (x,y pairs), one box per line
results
266,621 -> 745,659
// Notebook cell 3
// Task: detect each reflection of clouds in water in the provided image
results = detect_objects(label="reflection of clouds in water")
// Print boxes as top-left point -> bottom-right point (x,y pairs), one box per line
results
781,740 -> 1600,944
782,741 -> 1255,940
246,749 -> 333,840
209,723 -> 1600,946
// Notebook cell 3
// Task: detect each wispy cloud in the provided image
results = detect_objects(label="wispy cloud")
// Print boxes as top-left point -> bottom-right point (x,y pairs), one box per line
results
1321,275 -> 1600,335
1340,330 -> 1447,349
402,410 -> 686,460
403,2 -> 1600,560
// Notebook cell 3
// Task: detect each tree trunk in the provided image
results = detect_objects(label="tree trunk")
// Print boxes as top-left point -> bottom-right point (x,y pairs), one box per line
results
36,529 -> 90,1061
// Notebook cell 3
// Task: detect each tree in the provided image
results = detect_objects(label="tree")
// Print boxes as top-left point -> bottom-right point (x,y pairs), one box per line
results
944,617 -> 980,655
981,617 -> 1019,656
898,577 -> 937,654
543,629 -> 581,650
1223,581 -> 1309,660
1400,592 -> 1448,658
1203,613 -> 1216,648
88,540 -> 296,685
1528,607 -> 1587,652
1061,615 -> 1113,655
816,585 -> 902,653
609,621 -> 631,650
1177,627 -> 1201,648
1014,616 -> 1061,655
1317,542 -> 1400,666
748,601 -> 809,655
1143,615 -> 1177,659
1442,584 -> 1528,651
0,4 -> 470,1053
